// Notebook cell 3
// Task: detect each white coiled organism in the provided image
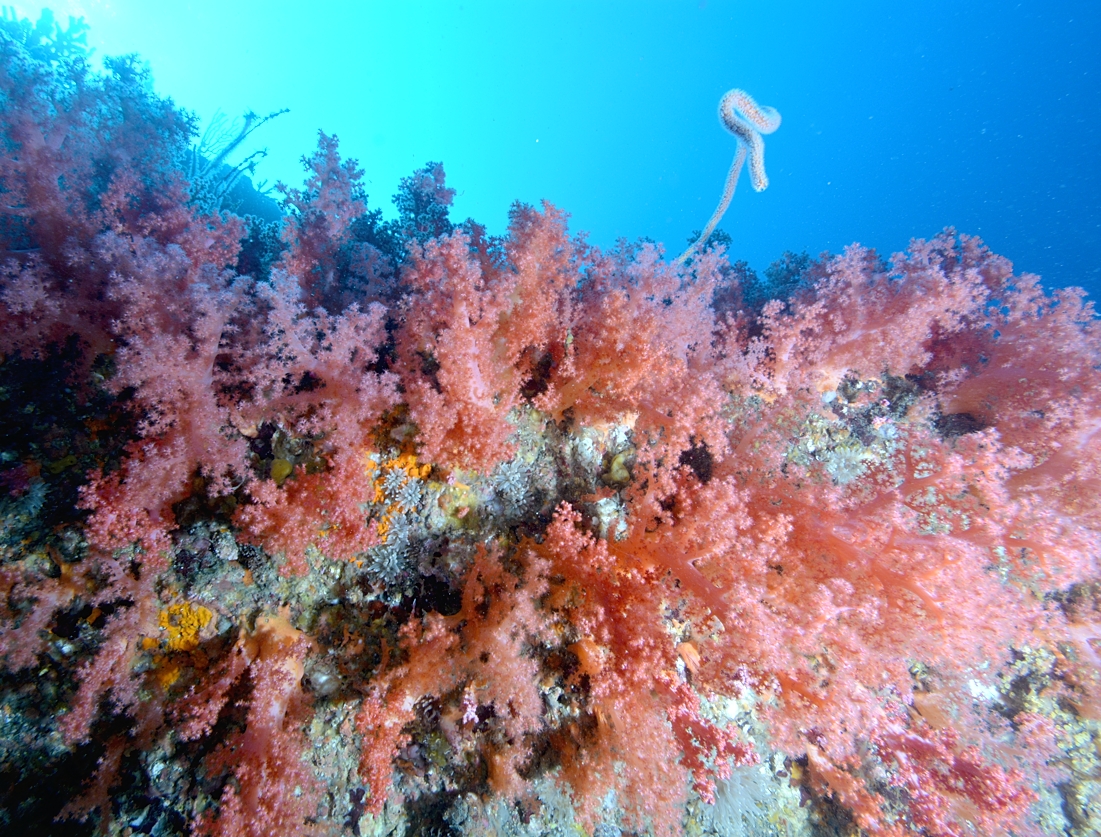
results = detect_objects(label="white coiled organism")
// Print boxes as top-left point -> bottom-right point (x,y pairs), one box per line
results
677,89 -> 781,264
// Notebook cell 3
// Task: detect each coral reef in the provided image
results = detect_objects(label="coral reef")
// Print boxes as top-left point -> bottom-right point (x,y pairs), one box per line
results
1,11 -> 1099,837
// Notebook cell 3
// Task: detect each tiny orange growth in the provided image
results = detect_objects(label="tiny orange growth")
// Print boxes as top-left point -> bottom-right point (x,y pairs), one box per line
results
158,602 -> 214,652
377,514 -> 392,541
157,662 -> 181,689
364,451 -> 437,544
389,453 -> 431,480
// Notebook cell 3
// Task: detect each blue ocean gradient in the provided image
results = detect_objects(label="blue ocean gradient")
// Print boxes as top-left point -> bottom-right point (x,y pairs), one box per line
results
13,0 -> 1101,292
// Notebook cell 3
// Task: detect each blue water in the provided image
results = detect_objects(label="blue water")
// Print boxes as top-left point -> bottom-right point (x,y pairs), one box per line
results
19,0 -> 1101,293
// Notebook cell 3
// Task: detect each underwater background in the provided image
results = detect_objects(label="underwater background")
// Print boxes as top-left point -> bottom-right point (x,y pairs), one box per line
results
10,0 -> 1101,291
2,2 -> 1101,837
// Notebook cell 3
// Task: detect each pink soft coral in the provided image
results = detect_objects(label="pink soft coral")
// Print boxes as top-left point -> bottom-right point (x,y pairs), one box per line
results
2,39 -> 1096,835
